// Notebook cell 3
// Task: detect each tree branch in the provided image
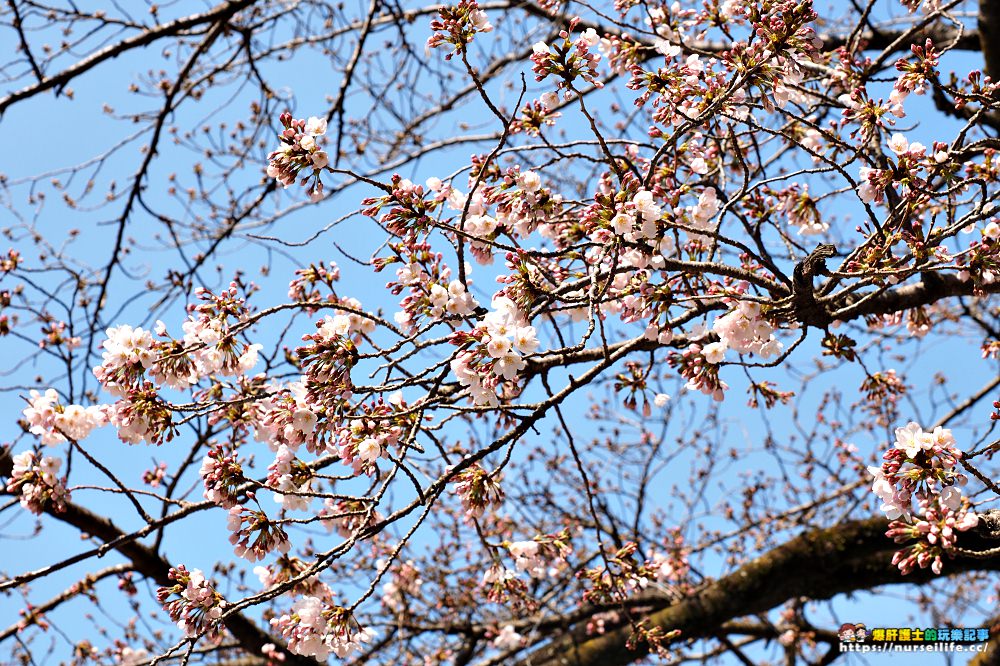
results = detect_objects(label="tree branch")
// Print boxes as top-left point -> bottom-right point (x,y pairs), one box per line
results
43,501 -> 320,666
511,518 -> 1000,666
980,0 -> 1000,81
0,0 -> 256,116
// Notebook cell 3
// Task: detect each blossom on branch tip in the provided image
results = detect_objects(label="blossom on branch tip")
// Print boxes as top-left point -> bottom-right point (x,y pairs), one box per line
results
870,423 -> 977,574
6,451 -> 70,514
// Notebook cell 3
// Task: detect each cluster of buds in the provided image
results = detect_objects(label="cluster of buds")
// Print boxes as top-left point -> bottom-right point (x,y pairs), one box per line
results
142,461 -> 168,487
201,373 -> 269,434
868,423 -> 978,574
380,559 -> 424,611
886,495 -> 979,574
254,383 -> 322,453
0,248 -> 21,274
858,369 -> 907,427
255,555 -> 333,600
612,362 -> 656,416
645,529 -> 691,591
774,184 -> 827,236
156,566 -> 227,641
266,444 -> 314,511
38,319 -> 82,350
426,0 -> 492,58
511,99 -> 562,136
964,222 -> 1000,287
742,0 -> 821,66
297,328 -> 357,423
298,320 -> 359,386
266,113 -> 329,201
108,383 -> 176,445
335,394 -> 415,475
287,262 -> 340,306
584,537 -> 691,607
892,39 -> 939,115
6,451 -> 70,514
578,542 -> 645,605
22,388 -> 108,445
362,175 -> 441,237
481,564 -> 533,611
531,20 -> 604,91
669,344 -> 729,401
227,505 -> 292,562
450,463 -> 504,519
390,254 -> 479,329
320,498 -> 381,538
505,530 -> 572,579
200,446 -> 246,508
269,598 -> 375,659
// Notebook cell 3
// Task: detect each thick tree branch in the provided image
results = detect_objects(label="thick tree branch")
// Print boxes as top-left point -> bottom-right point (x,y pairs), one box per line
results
511,517 -> 1000,666
980,0 -> 1000,81
42,501 -> 320,666
833,274 -> 1000,323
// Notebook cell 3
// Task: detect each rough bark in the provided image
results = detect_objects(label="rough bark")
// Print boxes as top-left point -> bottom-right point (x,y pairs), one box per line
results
980,0 -> 1000,81
514,518 -> 1000,666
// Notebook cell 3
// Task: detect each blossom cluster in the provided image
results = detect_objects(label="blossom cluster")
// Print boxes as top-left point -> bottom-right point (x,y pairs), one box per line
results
868,423 -> 978,574
320,498 -> 382,538
492,624 -> 524,650
266,444 -> 314,510
22,388 -> 107,445
156,566 -> 227,641
269,598 -> 375,659
449,296 -> 539,406
426,0 -> 492,58
380,559 -> 424,611
226,505 -> 292,562
266,112 -> 330,200
254,381 -> 323,453
704,300 -> 783,363
450,463 -> 504,519
6,451 -> 70,514
530,19 -> 604,90
389,248 -> 479,330
87,285 -> 266,445
335,393 -> 415,475
856,132 -> 947,205
506,530 -> 572,579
